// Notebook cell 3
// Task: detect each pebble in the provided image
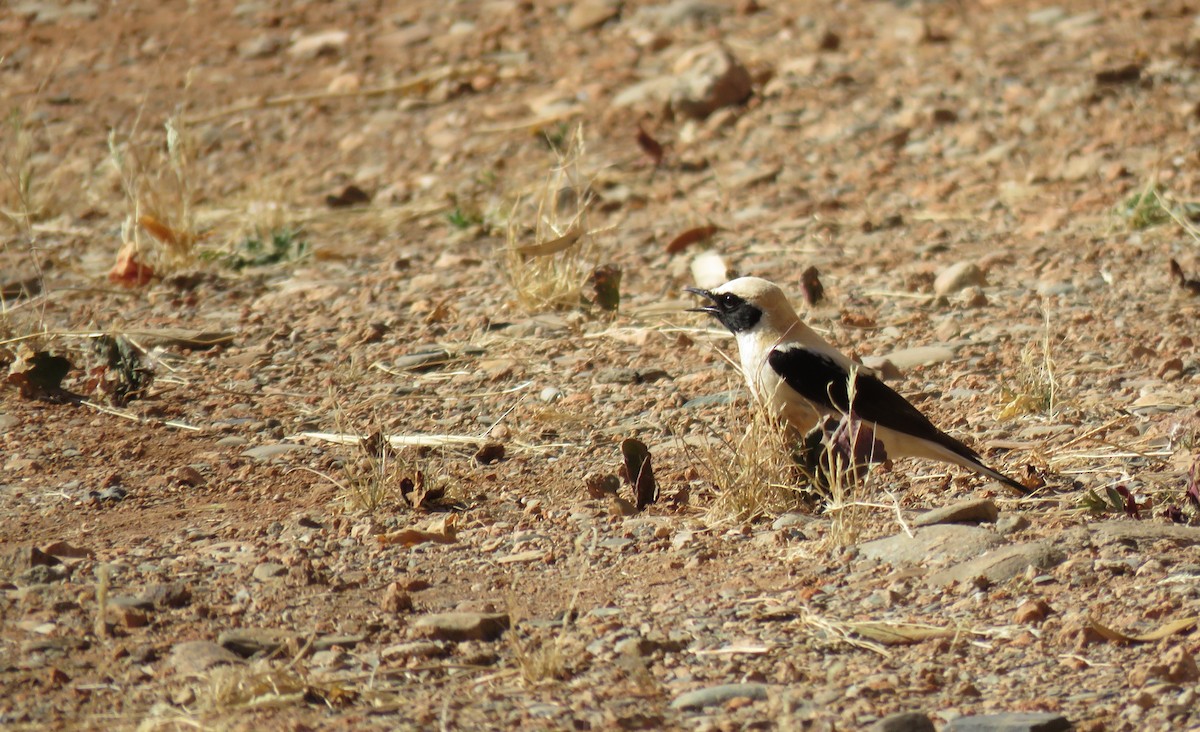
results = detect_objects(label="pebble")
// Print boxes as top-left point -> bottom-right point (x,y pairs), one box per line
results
934,261 -> 988,295
943,712 -> 1071,731
912,499 -> 999,527
168,640 -> 242,675
670,682 -> 770,710
670,43 -> 753,120
539,386 -> 563,403
252,562 -> 287,581
412,612 -> 510,642
565,0 -> 620,31
237,32 -> 284,59
216,435 -> 248,447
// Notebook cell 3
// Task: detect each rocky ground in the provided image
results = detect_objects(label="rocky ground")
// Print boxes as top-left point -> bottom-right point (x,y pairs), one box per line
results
3,0 -> 1200,730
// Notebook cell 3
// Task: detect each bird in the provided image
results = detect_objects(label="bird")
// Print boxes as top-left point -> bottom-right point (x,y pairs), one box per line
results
686,276 -> 1029,495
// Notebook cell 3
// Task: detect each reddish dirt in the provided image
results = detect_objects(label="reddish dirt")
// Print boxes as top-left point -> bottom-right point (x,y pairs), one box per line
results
3,1 -> 1200,730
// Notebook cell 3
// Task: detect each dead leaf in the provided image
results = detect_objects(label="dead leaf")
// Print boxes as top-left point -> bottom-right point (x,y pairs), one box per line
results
120,329 -> 236,350
590,264 -> 622,311
515,225 -> 581,258
108,241 -> 156,287
138,214 -> 194,250
845,621 -> 958,645
585,472 -> 620,498
800,265 -> 824,305
1169,259 -> 1200,295
636,124 -> 664,166
377,515 -> 458,547
1095,63 -> 1142,86
619,438 -> 657,510
666,224 -> 720,255
0,277 -> 41,301
7,351 -> 73,400
474,442 -> 506,465
326,184 -> 372,208
1087,615 -> 1199,643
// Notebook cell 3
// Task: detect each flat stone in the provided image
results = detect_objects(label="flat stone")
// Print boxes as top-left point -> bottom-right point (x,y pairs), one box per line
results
913,499 -> 999,527
381,641 -> 447,661
928,542 -> 1066,586
859,525 -> 1006,566
944,712 -> 1071,732
870,711 -> 936,732
412,612 -> 510,642
168,640 -> 242,675
218,628 -> 298,657
670,682 -> 771,710
670,43 -> 752,119
242,444 -> 303,461
138,582 -> 192,609
312,633 -> 369,651
1089,520 -> 1200,548
877,346 -> 956,370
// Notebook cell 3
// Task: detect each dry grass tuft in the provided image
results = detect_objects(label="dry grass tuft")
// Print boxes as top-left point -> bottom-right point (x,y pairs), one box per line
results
205,661 -> 308,710
999,309 -> 1058,420
502,124 -> 598,311
108,114 -> 203,271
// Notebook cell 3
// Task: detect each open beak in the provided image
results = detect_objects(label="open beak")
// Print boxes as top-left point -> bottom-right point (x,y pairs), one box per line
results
684,286 -> 718,314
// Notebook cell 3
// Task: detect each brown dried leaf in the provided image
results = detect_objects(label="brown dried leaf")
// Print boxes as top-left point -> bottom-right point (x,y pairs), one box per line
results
620,438 -> 657,510
1087,615 -> 1198,643
1169,259 -> 1200,295
590,264 -> 622,311
666,224 -> 720,255
6,352 -> 73,400
377,515 -> 458,547
800,265 -> 824,305
515,225 -> 582,258
636,124 -> 664,166
108,241 -> 156,287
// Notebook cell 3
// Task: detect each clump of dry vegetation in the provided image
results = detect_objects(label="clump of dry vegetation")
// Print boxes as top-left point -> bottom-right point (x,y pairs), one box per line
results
108,115 -> 203,273
501,124 -> 599,311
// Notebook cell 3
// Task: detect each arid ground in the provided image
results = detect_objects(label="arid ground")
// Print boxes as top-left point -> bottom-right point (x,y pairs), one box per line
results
3,1 -> 1200,730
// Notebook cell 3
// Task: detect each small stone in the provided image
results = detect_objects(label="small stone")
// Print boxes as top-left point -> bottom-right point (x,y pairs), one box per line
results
670,682 -> 770,710
252,562 -> 287,582
168,641 -> 242,675
1013,599 -> 1054,625
412,612 -> 510,642
287,30 -> 349,60
934,261 -> 987,296
565,0 -> 620,31
382,582 -> 414,613
869,711 -> 936,732
237,32 -> 284,59
381,641 -> 446,661
170,466 -> 205,487
943,712 -> 1071,732
216,435 -> 248,447
913,499 -> 999,527
107,598 -> 150,629
539,386 -> 563,403
670,43 -> 753,120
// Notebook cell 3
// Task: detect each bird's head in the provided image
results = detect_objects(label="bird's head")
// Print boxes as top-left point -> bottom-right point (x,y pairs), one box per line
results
686,276 -> 795,335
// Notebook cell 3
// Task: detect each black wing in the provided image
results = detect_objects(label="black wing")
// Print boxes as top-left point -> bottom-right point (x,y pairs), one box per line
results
766,346 -> 981,462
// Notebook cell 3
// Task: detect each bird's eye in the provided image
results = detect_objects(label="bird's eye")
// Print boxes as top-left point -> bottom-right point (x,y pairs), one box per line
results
718,294 -> 737,309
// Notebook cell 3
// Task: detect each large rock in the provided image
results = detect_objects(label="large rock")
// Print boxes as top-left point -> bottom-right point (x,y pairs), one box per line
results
870,711 -> 936,732
1089,520 -> 1200,548
859,525 -> 1006,566
944,712 -> 1071,731
928,542 -> 1066,586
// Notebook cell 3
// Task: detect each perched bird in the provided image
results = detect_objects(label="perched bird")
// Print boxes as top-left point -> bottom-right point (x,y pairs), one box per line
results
687,276 -> 1028,495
